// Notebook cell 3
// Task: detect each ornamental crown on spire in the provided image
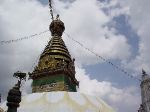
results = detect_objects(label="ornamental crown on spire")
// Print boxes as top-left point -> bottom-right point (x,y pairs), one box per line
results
49,14 -> 65,36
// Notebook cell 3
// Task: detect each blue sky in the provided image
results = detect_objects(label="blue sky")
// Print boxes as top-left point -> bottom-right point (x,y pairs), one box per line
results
1,0 -> 150,112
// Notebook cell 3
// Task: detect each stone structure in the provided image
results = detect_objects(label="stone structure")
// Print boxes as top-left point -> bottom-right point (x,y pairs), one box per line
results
6,72 -> 26,112
138,104 -> 145,112
6,82 -> 21,112
140,70 -> 150,112
29,16 -> 79,93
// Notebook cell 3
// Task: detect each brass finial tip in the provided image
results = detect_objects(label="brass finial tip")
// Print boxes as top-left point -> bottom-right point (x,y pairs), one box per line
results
56,14 -> 60,20
142,69 -> 146,75
49,15 -> 65,37
13,71 -> 26,81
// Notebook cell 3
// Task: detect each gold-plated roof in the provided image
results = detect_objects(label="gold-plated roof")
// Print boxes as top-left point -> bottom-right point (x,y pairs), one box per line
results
49,17 -> 65,37
31,18 -> 73,74
32,35 -> 72,73
40,36 -> 71,61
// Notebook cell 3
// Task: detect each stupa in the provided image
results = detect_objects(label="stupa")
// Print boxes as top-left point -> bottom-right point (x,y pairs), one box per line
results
29,15 -> 79,93
0,8 -> 115,112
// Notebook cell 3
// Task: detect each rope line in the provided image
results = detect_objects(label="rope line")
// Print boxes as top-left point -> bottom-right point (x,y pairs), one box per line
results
0,29 -> 142,81
64,32 -> 142,82
0,30 -> 49,45
29,38 -> 52,72
30,50 -> 42,72
49,0 -> 54,20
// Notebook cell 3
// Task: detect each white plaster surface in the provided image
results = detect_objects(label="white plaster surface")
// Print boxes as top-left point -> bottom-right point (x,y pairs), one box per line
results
0,92 -> 115,112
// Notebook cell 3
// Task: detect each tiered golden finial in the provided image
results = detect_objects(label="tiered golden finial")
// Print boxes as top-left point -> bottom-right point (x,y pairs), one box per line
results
29,15 -> 79,93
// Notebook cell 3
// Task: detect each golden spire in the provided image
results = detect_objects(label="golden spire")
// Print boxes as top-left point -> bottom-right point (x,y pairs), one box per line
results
50,14 -> 65,37
29,16 -> 79,92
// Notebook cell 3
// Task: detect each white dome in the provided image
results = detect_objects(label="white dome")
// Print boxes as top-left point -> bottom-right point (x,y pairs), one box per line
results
1,92 -> 115,112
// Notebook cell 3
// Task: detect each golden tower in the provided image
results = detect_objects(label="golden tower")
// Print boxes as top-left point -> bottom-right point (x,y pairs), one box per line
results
29,16 -> 79,92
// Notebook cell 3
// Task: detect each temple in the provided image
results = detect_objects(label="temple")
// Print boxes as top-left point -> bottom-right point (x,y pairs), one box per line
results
0,2 -> 115,112
29,16 -> 79,92
0,16 -> 115,112
138,70 -> 150,112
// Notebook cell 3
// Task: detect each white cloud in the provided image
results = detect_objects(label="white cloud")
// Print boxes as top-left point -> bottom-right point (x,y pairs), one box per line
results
120,0 -> 150,72
75,66 -> 140,112
0,0 -> 50,71
55,0 -> 131,65
0,0 -> 132,66
100,0 -> 130,18
0,0 -> 51,101
21,79 -> 32,96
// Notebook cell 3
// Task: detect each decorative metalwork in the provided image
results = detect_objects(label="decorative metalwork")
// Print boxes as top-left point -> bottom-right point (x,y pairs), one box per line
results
6,72 -> 26,112
49,0 -> 54,20
49,16 -> 65,36
29,16 -> 79,92
13,71 -> 26,87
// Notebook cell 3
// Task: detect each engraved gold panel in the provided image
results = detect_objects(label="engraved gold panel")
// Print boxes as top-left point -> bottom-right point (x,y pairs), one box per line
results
32,82 -> 65,92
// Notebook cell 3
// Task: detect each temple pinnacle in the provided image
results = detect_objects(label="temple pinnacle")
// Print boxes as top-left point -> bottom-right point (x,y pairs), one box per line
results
49,15 -> 65,37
